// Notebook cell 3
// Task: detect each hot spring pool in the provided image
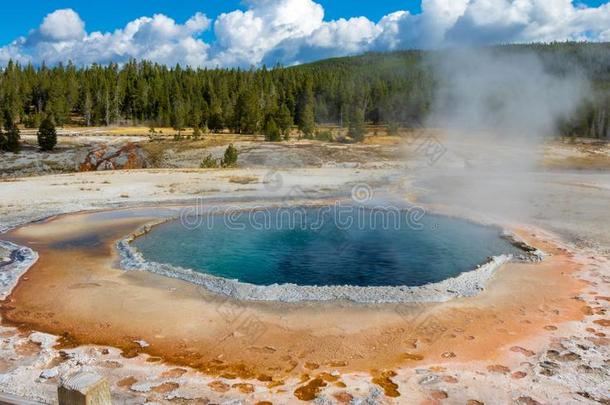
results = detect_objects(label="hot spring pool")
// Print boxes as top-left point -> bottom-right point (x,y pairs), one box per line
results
132,206 -> 522,288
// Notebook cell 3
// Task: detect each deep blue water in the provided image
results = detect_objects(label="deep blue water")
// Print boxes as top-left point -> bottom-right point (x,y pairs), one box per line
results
132,206 -> 521,287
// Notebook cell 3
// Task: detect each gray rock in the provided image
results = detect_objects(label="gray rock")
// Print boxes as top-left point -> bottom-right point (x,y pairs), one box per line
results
419,374 -> 440,385
40,369 -> 58,379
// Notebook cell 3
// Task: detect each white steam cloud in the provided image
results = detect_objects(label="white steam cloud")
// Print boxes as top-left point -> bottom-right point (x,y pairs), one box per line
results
418,49 -> 591,224
427,49 -> 590,140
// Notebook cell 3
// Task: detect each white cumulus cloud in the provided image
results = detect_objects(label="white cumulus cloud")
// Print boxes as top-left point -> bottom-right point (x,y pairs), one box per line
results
0,0 -> 608,67
211,0 -> 324,66
39,9 -> 86,41
1,11 -> 211,66
444,0 -> 610,45
263,17 -> 381,65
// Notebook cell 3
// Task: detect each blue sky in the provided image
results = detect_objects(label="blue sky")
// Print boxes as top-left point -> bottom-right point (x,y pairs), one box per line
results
0,1 -> 608,67
0,1 -> 423,44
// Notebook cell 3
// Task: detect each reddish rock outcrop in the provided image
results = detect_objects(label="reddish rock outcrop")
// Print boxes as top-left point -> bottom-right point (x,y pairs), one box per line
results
79,143 -> 149,171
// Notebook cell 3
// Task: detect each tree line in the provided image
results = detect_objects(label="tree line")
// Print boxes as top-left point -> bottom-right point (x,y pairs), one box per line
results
0,42 -> 608,142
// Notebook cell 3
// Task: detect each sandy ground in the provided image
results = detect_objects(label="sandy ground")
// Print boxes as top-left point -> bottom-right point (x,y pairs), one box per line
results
0,135 -> 609,404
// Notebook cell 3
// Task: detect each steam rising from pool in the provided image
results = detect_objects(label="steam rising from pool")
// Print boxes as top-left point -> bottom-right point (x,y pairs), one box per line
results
415,48 -> 591,224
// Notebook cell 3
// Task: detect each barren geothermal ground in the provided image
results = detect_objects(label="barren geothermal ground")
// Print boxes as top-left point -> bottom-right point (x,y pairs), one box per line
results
0,132 -> 609,404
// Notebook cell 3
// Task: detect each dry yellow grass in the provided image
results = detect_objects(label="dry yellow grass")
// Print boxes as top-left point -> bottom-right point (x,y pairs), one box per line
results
104,126 -> 266,139
544,155 -> 610,170
107,126 -> 187,136
543,140 -> 610,170
362,135 -> 403,145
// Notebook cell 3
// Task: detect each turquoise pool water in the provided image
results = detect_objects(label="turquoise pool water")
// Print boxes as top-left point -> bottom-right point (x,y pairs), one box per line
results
132,206 -> 521,287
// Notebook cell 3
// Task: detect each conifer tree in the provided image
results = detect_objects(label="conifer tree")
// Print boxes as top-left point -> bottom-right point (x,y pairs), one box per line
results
264,117 -> 281,142
222,144 -> 238,167
172,100 -> 186,137
5,125 -> 20,153
348,105 -> 366,142
208,104 -> 224,133
235,87 -> 260,134
200,154 -> 218,168
3,110 -> 20,153
193,125 -> 202,140
297,80 -> 315,138
37,117 -> 57,151
276,103 -> 293,139
300,102 -> 315,138
0,128 -> 6,151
